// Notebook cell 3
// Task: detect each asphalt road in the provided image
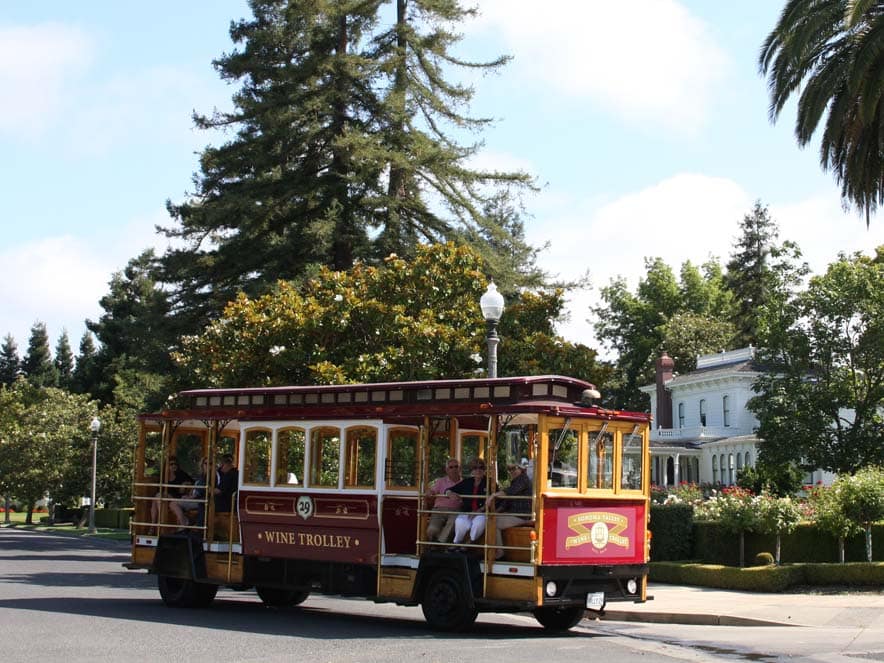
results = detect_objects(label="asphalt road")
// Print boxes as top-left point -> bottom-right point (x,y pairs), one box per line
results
0,528 -> 705,663
8,528 -> 881,662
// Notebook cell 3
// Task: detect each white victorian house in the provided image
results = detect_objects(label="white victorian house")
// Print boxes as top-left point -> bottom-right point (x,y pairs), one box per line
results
640,346 -> 836,490
639,347 -> 763,488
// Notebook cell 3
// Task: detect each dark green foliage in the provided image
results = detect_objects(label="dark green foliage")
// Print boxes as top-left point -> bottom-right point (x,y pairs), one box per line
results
725,201 -> 806,347
70,332 -> 99,396
649,503 -> 695,561
158,0 -> 536,338
0,334 -> 21,386
750,249 -> 884,474
736,464 -> 804,497
54,330 -> 74,390
593,258 -> 733,409
22,322 -> 57,388
86,251 -> 177,406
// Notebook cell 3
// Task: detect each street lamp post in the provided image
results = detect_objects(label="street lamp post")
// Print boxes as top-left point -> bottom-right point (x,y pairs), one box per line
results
88,416 -> 101,534
479,281 -> 505,378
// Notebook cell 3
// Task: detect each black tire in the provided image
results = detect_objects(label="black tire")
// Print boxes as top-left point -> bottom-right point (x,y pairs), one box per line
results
158,575 -> 217,608
533,605 -> 585,631
421,569 -> 478,632
256,586 -> 309,607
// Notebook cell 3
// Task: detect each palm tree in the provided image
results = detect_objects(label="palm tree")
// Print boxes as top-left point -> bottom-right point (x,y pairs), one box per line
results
759,0 -> 884,226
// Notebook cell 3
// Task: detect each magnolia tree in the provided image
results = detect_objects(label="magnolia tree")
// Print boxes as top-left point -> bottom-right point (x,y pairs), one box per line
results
754,494 -> 802,565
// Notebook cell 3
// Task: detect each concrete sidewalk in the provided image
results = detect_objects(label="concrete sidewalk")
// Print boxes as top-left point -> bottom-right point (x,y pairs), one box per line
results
600,583 -> 884,628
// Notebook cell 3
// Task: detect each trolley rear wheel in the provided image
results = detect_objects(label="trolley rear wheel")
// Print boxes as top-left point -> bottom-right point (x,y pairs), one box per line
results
533,605 -> 585,631
256,586 -> 309,607
421,569 -> 478,632
157,575 -> 218,608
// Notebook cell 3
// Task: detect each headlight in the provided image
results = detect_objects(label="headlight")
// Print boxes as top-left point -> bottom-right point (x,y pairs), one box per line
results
626,578 -> 638,594
545,581 -> 558,597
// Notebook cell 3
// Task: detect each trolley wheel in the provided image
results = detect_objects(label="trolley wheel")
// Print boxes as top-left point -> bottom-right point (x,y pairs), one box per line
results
532,605 -> 585,631
421,569 -> 478,632
256,586 -> 309,607
157,575 -> 218,608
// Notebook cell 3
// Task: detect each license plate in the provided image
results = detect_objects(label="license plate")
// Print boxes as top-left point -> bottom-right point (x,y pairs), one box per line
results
586,592 -> 605,611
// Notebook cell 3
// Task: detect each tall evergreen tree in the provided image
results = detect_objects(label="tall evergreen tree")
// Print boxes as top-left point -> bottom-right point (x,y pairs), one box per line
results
87,250 -> 176,404
22,322 -> 57,388
158,0 -> 535,336
71,332 -> 99,396
54,330 -> 74,390
0,334 -> 21,386
725,201 -> 807,347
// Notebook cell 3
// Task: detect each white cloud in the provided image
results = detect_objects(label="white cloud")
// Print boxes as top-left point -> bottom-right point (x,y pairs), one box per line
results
528,174 -> 749,355
0,206 -> 178,350
530,175 -> 884,356
0,236 -> 106,348
470,0 -> 729,133
0,23 -> 93,138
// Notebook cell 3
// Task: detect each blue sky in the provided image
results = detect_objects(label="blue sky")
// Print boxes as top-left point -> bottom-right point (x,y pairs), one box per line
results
3,1 -> 883,360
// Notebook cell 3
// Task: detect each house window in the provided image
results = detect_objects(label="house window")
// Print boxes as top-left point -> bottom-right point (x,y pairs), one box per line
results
720,455 -> 727,484
678,402 -> 685,428
699,399 -> 707,427
745,451 -> 751,468
722,395 -> 730,427
711,454 -> 718,483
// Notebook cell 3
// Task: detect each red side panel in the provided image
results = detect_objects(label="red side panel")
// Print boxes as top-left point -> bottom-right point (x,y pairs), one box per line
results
541,498 -> 646,565
240,491 -> 379,564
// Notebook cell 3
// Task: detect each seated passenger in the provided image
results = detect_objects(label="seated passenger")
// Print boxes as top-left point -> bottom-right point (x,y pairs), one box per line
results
151,456 -> 192,525
214,454 -> 238,514
425,458 -> 462,542
491,459 -> 533,551
169,458 -> 208,527
445,459 -> 488,546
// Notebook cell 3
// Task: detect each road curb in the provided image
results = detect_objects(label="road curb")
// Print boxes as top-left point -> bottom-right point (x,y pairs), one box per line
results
598,609 -> 794,627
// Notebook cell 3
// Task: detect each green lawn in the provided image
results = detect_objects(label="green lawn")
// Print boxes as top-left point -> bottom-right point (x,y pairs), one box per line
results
0,510 -> 130,542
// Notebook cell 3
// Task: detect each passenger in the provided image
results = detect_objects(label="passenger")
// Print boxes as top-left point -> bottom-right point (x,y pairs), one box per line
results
425,458 -> 462,542
445,459 -> 488,546
491,458 -> 533,552
169,458 -> 208,527
151,456 -> 192,525
214,454 -> 238,513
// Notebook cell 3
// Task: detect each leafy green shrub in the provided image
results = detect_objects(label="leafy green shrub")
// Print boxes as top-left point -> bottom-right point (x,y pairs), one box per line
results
650,562 -> 800,591
649,503 -> 694,561
754,552 -> 775,566
801,562 -> 884,586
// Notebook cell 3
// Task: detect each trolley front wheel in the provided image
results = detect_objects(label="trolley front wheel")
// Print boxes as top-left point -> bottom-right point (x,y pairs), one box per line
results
533,605 -> 585,631
421,569 -> 478,632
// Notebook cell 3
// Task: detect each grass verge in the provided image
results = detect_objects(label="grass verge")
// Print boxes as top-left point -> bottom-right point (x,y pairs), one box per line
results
0,511 -> 129,542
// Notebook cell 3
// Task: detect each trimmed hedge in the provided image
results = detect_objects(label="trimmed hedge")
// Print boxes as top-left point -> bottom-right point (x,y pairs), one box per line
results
93,508 -> 133,529
650,515 -> 884,564
649,503 -> 694,561
650,561 -> 884,591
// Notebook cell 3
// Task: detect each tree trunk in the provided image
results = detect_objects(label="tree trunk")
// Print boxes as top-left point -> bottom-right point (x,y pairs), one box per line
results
865,524 -> 873,562
775,533 -> 781,565
838,537 -> 845,563
3,496 -> 9,524
25,501 -> 35,525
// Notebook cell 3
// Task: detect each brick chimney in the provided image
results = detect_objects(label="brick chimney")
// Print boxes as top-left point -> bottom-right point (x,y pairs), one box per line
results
655,352 -> 674,429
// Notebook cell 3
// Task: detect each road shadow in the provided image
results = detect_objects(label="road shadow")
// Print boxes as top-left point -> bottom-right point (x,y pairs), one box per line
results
0,594 -> 607,641
0,570 -> 155,590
